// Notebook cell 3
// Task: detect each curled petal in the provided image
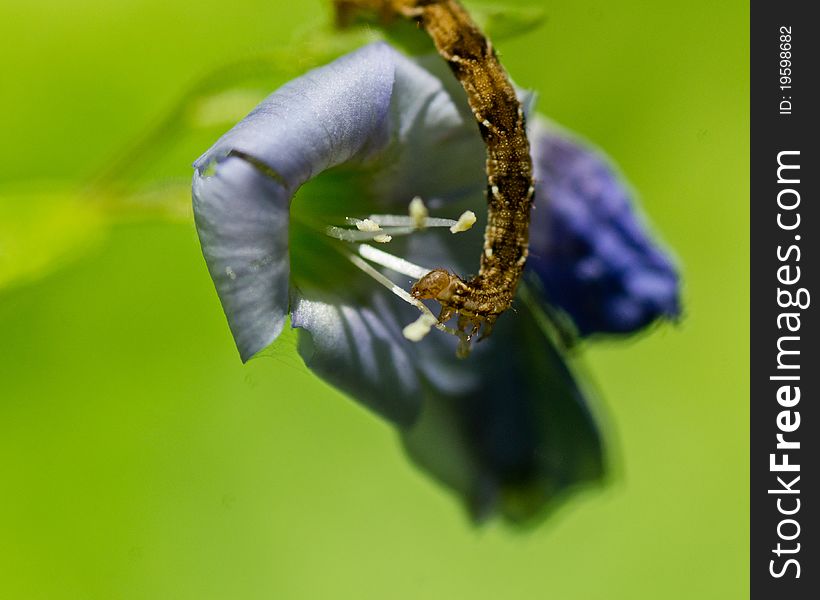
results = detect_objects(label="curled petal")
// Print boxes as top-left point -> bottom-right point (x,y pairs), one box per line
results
194,42 -> 396,185
528,118 -> 680,336
192,157 -> 291,361
192,43 -> 397,361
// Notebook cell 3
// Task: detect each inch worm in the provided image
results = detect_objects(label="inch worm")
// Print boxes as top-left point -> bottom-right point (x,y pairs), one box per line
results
335,0 -> 535,343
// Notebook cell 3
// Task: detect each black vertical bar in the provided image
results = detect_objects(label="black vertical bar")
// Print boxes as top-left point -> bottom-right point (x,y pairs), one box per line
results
751,1 -> 818,597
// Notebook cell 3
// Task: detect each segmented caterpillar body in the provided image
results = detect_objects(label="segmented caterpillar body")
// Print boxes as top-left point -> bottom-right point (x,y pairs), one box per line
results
335,0 -> 535,342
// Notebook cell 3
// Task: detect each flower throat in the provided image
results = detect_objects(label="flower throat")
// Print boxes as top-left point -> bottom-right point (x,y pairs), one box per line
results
335,0 -> 535,342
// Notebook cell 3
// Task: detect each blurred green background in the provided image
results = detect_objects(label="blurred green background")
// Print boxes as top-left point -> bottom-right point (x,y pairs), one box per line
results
0,0 -> 748,598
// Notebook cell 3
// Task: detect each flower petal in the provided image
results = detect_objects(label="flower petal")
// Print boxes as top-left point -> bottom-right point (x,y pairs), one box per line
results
401,296 -> 606,523
192,42 -> 398,361
192,157 -> 291,361
194,41 -> 397,185
291,290 -> 424,426
367,54 -> 486,215
528,118 -> 680,336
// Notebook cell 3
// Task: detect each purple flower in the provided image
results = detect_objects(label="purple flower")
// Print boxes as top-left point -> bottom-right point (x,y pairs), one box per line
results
192,42 -> 679,522
527,120 -> 680,336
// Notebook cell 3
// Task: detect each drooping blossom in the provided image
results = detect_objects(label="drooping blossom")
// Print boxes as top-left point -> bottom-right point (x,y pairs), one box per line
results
192,42 -> 679,522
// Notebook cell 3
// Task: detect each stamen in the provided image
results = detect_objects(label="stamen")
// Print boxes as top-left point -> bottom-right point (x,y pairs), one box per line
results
402,314 -> 438,341
327,207 -> 470,243
344,252 -> 462,339
450,210 -> 477,233
408,196 -> 428,228
325,225 -> 415,242
351,215 -> 458,228
357,244 -> 430,279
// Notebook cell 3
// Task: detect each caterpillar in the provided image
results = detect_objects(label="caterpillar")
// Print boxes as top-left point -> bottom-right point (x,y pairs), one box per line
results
335,0 -> 535,343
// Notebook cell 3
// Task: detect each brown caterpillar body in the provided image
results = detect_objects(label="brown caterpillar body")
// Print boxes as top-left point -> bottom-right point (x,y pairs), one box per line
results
335,0 -> 535,344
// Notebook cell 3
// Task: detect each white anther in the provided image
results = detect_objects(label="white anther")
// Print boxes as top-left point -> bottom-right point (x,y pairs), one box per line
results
402,314 -> 439,342
356,218 -> 381,232
408,196 -> 429,228
373,234 -> 392,243
450,210 -> 477,233
326,225 -> 411,242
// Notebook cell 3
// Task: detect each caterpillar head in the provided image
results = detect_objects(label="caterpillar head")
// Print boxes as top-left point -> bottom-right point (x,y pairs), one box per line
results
411,269 -> 456,301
